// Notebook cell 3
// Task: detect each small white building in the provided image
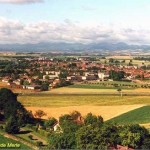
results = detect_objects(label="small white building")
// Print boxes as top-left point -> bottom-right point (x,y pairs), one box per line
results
2,79 -> 9,83
23,85 -> 41,90
98,72 -> 109,81
13,79 -> 21,85
53,123 -> 62,133
67,76 -> 76,81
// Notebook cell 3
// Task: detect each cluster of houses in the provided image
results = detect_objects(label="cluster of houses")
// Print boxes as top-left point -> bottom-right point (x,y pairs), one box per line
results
1,57 -> 150,91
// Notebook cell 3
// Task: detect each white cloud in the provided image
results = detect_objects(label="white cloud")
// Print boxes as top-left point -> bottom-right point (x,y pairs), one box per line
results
0,0 -> 44,4
0,17 -> 150,45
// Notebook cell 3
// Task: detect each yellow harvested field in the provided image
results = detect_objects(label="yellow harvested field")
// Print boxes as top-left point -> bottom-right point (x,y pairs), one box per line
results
140,123 -> 150,128
26,105 -> 144,121
106,56 -> 133,59
45,87 -> 116,94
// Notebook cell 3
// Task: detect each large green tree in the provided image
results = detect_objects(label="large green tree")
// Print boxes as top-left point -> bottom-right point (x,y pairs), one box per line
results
76,125 -> 107,149
5,116 -> 20,134
118,124 -> 149,149
109,70 -> 125,81
0,88 -> 34,133
84,113 -> 103,127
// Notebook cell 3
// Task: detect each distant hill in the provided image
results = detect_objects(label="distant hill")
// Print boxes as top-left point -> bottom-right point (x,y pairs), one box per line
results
0,42 -> 150,52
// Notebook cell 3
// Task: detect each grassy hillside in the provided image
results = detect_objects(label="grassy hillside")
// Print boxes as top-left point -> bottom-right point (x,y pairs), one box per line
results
0,134 -> 31,149
107,105 -> 150,125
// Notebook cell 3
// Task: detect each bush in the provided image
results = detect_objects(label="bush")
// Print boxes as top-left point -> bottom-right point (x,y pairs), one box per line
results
44,117 -> 57,128
37,129 -> 49,137
0,125 -> 4,130
26,124 -> 33,129
5,116 -> 20,134
28,135 -> 33,140
36,141 -> 43,147
31,125 -> 38,132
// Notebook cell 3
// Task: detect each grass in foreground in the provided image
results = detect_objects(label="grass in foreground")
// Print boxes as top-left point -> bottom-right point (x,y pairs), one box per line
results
0,134 -> 31,149
107,106 -> 150,125
18,95 -> 150,107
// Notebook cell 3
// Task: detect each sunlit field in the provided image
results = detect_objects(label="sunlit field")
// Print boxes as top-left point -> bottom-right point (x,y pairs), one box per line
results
18,95 -> 150,107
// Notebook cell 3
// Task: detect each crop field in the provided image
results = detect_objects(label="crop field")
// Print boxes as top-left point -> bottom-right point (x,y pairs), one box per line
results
18,94 -> 150,121
101,56 -> 150,66
106,56 -> 133,59
107,106 -> 150,125
68,84 -> 135,89
45,87 -> 150,95
26,105 -> 144,121
18,95 -> 150,108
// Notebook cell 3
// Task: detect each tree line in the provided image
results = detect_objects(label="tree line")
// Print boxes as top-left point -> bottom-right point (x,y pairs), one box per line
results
46,111 -> 150,149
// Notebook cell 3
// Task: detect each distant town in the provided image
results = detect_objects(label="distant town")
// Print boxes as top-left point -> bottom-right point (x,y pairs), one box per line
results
0,52 -> 149,93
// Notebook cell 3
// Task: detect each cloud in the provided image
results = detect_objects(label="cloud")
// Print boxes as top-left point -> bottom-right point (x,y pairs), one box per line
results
0,0 -> 44,4
0,17 -> 150,45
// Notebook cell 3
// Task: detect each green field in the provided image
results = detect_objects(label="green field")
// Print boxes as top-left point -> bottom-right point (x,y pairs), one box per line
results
18,95 -> 150,107
69,84 -> 134,90
0,134 -> 31,149
107,106 -> 150,125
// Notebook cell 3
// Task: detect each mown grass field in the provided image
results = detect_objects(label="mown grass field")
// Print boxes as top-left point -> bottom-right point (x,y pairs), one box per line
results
44,86 -> 150,95
0,134 -> 31,149
104,56 -> 150,66
107,106 -> 150,125
18,95 -> 150,107
69,84 -> 135,90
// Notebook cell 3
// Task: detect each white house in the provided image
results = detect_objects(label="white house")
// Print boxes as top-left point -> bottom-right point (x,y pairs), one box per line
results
98,72 -> 109,81
53,123 -> 62,133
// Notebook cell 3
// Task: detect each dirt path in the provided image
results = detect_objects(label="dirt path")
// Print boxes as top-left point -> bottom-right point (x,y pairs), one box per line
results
27,105 -> 144,121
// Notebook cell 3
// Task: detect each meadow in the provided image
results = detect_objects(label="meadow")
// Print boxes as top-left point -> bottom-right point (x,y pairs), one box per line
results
18,95 -> 150,108
68,84 -> 136,90
107,106 -> 150,125
44,86 -> 150,95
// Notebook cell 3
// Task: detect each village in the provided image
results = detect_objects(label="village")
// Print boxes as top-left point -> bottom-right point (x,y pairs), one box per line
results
0,55 -> 150,91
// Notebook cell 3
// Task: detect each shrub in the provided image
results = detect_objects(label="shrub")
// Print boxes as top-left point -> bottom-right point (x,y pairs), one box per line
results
28,135 -> 33,140
0,125 -> 4,130
44,117 -> 57,128
36,141 -> 43,147
38,129 -> 49,137
31,125 -> 38,132
5,116 -> 20,134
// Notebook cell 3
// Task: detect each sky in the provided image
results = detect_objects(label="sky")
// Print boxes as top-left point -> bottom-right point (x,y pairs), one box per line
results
0,0 -> 150,45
